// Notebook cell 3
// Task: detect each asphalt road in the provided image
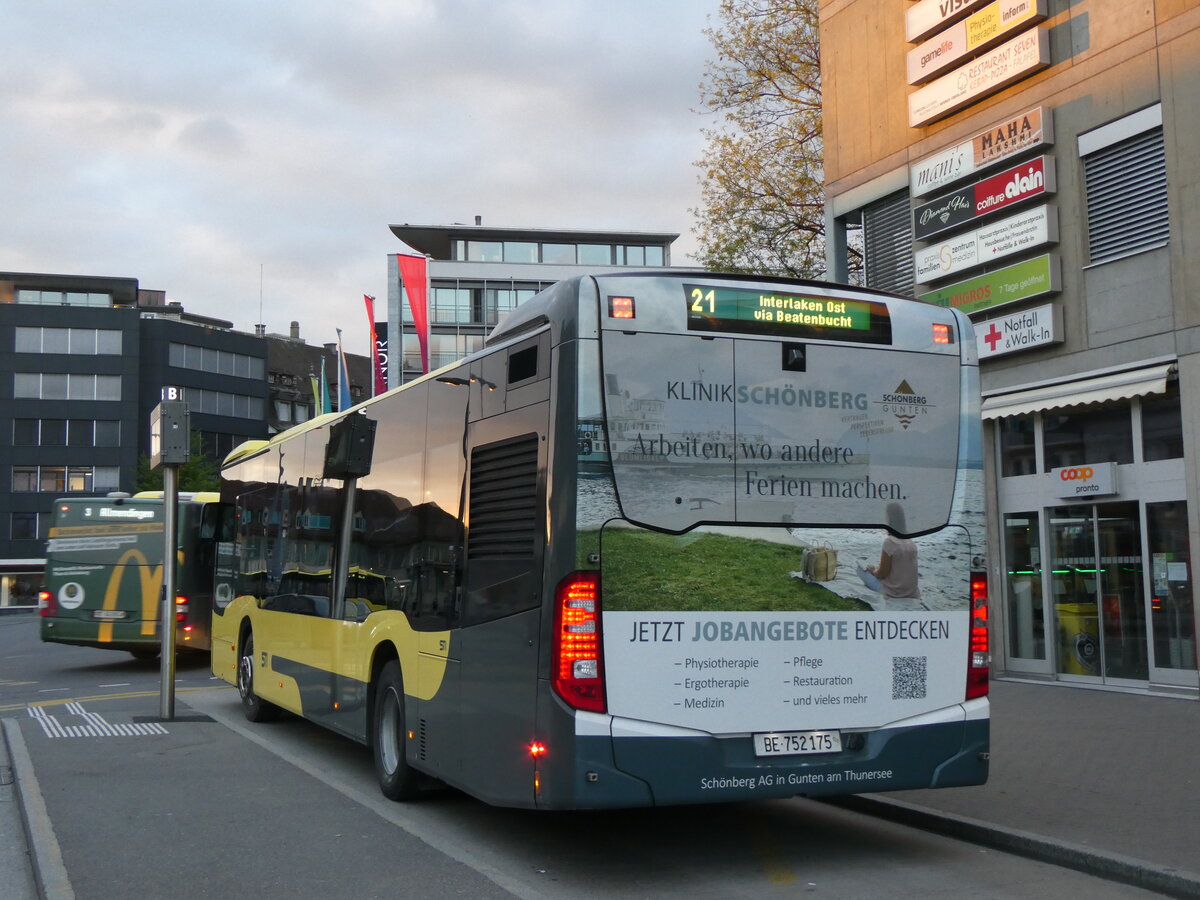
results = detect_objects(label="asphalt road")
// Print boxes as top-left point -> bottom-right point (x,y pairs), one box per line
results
1,615 -> 1164,899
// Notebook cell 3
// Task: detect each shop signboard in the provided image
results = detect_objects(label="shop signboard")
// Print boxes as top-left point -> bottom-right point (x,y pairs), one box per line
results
920,254 -> 1060,314
915,156 -> 1056,240
975,302 -> 1062,359
908,27 -> 1050,127
910,106 -> 1052,198
907,0 -> 1047,85
1051,462 -> 1119,499
916,204 -> 1057,283
906,0 -> 991,43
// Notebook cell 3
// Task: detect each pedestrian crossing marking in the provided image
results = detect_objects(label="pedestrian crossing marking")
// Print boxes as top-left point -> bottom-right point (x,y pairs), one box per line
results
27,701 -> 169,738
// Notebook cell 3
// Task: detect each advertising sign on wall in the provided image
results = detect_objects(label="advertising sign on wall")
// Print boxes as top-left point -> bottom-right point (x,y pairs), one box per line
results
914,156 -> 1056,241
907,0 -> 1047,85
906,0 -> 992,43
920,254 -> 1060,314
915,204 -> 1057,283
975,302 -> 1062,359
910,106 -> 1052,198
1051,462 -> 1119,499
908,27 -> 1050,128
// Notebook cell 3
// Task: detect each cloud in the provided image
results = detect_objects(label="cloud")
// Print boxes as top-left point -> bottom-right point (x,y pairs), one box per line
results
0,0 -> 718,354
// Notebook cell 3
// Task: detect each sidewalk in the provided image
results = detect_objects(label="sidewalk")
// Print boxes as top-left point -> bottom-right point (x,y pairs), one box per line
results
3,676 -> 1198,898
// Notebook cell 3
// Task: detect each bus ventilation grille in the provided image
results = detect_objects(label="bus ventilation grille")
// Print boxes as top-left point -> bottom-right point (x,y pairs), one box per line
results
419,718 -> 428,761
468,433 -> 538,561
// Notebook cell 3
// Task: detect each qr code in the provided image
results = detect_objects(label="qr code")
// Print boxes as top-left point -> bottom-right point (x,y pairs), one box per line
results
892,656 -> 927,699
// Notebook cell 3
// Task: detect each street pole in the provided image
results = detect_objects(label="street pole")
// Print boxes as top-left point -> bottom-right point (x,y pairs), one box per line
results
150,387 -> 190,722
159,462 -> 178,719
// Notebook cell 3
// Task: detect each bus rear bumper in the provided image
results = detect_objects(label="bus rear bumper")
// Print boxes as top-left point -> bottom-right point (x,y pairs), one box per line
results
568,703 -> 988,808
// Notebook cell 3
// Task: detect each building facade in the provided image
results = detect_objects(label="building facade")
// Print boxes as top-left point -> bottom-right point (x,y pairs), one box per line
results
386,222 -> 678,384
819,1 -> 1199,695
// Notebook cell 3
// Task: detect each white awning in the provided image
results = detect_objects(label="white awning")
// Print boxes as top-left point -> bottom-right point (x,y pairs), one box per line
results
981,363 -> 1175,420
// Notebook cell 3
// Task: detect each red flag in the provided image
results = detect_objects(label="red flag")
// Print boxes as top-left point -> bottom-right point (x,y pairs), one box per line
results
396,254 -> 430,374
364,294 -> 384,396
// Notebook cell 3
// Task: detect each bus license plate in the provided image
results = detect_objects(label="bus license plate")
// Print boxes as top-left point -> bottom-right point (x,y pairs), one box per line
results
92,610 -> 127,620
754,730 -> 841,757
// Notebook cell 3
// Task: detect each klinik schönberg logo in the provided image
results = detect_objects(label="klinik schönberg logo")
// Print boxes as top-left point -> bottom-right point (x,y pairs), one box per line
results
880,380 -> 930,430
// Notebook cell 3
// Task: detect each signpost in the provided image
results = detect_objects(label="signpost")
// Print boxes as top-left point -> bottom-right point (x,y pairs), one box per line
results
150,387 -> 190,720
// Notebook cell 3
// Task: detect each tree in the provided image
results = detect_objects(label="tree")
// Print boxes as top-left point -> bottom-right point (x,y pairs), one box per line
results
692,0 -> 839,278
134,430 -> 220,493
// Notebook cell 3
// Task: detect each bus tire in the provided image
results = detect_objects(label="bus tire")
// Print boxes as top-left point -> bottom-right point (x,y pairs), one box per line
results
372,660 -> 419,801
237,629 -> 280,723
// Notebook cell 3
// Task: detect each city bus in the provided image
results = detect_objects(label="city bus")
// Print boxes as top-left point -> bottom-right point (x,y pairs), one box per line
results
212,271 -> 989,810
40,492 -> 223,659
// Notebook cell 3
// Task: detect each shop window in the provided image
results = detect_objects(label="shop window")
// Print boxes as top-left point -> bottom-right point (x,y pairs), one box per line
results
1042,403 -> 1133,470
998,416 -> 1036,477
1141,386 -> 1183,461
1004,512 -> 1044,660
1146,500 -> 1195,671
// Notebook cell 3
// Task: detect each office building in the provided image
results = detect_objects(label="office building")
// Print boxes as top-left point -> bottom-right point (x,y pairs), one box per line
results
819,1 -> 1198,694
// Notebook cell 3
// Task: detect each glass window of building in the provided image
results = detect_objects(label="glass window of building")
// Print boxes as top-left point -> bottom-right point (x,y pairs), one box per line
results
275,400 -> 293,423
503,242 -> 538,263
95,375 -> 121,401
13,328 -> 40,352
541,243 -> 575,264
1141,386 -> 1183,461
1042,403 -> 1133,470
645,246 -> 664,266
95,420 -> 120,446
67,467 -> 92,492
999,416 -> 1037,476
577,244 -> 613,266
41,419 -> 66,445
1146,500 -> 1194,670
1004,512 -> 1044,660
94,467 -> 120,492
622,246 -> 646,266
12,420 -> 38,445
862,191 -> 914,295
11,513 -> 39,541
43,328 -> 70,353
13,374 -> 39,398
96,330 -> 122,354
12,467 -> 38,492
467,241 -> 503,262
67,420 -> 91,447
41,374 -> 68,400
40,467 -> 66,493
68,374 -> 92,400
69,329 -> 97,354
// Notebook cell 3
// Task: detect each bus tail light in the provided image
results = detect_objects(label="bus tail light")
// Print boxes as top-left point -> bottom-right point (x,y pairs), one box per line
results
175,595 -> 189,623
38,591 -> 57,617
966,573 -> 989,700
552,573 -> 606,713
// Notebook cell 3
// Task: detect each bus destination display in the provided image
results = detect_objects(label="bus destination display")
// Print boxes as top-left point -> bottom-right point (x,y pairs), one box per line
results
685,283 -> 891,343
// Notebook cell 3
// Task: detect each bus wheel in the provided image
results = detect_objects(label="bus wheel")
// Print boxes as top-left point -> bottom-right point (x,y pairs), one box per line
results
237,630 -> 280,723
372,660 -> 419,800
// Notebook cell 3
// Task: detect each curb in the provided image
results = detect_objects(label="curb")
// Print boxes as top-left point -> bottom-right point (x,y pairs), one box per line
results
828,794 -> 1200,899
2,718 -> 75,900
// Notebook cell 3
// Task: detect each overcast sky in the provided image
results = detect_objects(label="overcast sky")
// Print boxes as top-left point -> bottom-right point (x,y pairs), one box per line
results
1,1 -> 721,355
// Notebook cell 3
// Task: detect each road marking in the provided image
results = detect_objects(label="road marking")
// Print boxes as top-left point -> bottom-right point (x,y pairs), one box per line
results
27,702 -> 169,738
98,683 -> 132,687
0,685 -> 223,713
37,687 -> 71,693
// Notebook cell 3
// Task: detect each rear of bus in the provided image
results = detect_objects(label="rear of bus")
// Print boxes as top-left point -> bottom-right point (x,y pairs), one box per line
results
533,272 -> 988,808
39,494 -> 216,658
